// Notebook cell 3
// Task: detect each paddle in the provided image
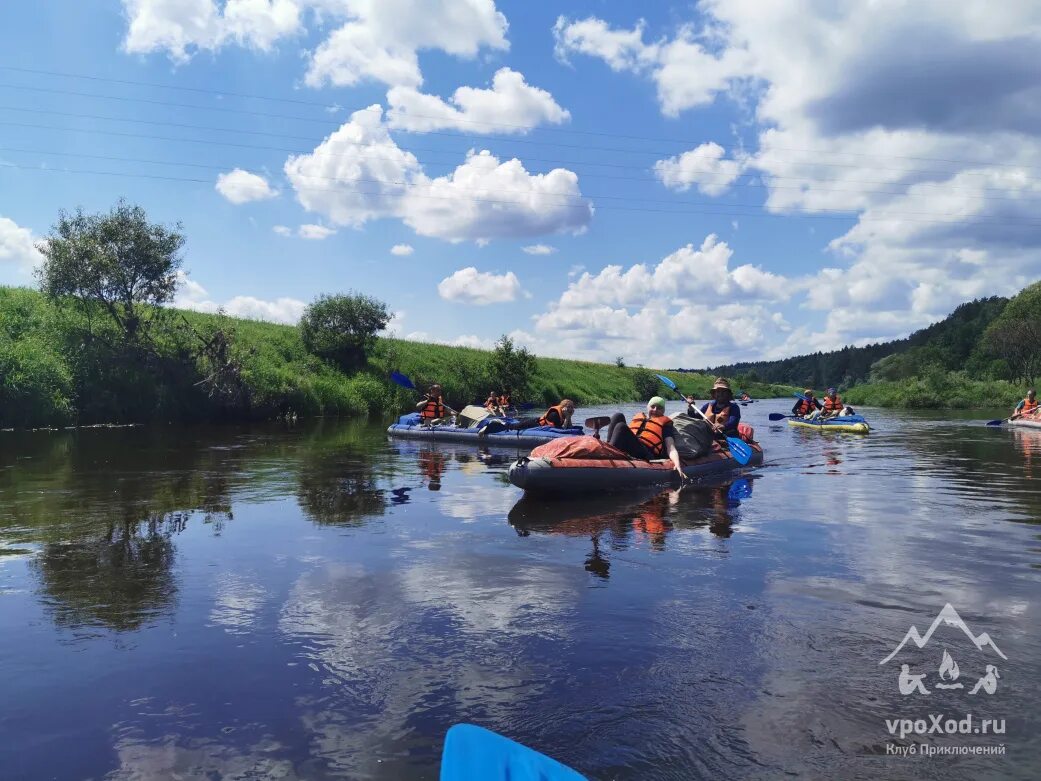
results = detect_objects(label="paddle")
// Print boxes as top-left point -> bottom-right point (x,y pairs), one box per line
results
769,412 -> 796,421
654,374 -> 753,466
440,724 -> 586,781
985,419 -> 1006,426
389,371 -> 416,390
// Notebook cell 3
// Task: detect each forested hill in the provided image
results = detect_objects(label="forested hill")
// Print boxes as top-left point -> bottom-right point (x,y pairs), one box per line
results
694,296 -> 1010,388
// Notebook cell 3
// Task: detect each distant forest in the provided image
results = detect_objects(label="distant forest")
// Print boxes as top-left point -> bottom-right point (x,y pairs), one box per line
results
685,296 -> 1011,388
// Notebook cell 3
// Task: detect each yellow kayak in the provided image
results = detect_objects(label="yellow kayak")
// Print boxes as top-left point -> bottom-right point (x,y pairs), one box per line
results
788,415 -> 870,434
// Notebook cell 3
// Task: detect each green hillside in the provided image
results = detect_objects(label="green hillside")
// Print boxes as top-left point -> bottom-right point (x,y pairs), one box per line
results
699,296 -> 1010,388
699,283 -> 1041,409
0,286 -> 794,429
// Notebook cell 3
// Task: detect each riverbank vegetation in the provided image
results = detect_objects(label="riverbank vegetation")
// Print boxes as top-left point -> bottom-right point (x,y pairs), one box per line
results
0,286 -> 793,428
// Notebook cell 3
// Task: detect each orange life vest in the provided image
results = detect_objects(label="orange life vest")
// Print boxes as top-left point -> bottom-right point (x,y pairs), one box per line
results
629,412 -> 672,456
795,398 -> 816,416
484,398 -> 499,412
1023,398 -> 1039,414
823,395 -> 843,413
705,402 -> 732,428
498,393 -> 511,409
419,396 -> 445,420
539,405 -> 566,427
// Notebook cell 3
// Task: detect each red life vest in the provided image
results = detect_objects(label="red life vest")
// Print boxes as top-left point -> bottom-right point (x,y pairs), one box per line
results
539,405 -> 566,427
419,396 -> 445,420
795,399 -> 816,416
823,394 -> 843,413
629,412 -> 672,456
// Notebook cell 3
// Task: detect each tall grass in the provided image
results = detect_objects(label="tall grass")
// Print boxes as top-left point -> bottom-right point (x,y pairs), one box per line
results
0,286 -> 798,428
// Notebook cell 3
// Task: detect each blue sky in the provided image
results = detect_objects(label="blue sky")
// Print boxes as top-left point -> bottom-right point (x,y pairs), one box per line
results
1,1 -> 1039,367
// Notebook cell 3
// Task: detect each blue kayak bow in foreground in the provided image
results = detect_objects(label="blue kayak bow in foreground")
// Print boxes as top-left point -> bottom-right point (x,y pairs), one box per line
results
654,374 -> 753,465
440,724 -> 586,781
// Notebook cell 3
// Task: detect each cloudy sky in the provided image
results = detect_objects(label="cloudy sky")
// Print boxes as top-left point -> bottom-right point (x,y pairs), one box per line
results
1,0 -> 1040,367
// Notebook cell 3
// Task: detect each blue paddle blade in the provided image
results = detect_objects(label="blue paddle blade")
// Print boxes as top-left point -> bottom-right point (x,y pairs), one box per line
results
440,724 -> 586,781
390,371 -> 416,390
768,412 -> 788,421
655,373 -> 679,393
985,419 -> 1005,426
726,436 -> 753,465
792,392 -> 809,401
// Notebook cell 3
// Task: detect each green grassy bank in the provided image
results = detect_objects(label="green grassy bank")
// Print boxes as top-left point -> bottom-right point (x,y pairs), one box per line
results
844,372 -> 1025,410
0,286 -> 795,429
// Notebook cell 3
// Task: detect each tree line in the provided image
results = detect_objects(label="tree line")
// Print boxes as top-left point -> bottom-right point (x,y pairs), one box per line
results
695,293 -> 1041,389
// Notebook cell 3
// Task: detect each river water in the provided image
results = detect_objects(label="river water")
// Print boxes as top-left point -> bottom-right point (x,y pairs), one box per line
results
1,400 -> 1038,780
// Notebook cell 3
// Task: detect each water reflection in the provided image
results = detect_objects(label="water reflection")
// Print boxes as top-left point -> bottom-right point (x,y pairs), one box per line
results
31,515 -> 179,631
508,478 -> 755,575
2,409 -> 1040,780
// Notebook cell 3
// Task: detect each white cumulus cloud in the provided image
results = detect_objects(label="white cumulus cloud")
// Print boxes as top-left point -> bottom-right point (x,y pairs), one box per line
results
654,142 -> 746,196
525,236 -> 793,366
437,267 -> 522,305
557,2 -> 1041,345
553,15 -> 752,116
123,0 -> 508,91
522,244 -> 557,255
298,223 -> 336,240
273,225 -> 292,236
304,0 -> 508,89
390,243 -> 414,256
386,68 -> 569,134
123,0 -> 303,61
0,216 -> 44,277
285,105 -> 592,243
215,168 -> 278,204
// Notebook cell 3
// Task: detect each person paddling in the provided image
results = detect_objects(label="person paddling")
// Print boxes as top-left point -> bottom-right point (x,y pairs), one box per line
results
792,389 -> 821,417
416,383 -> 455,424
811,387 -> 845,419
605,397 -> 685,477
696,377 -> 741,435
1013,389 -> 1038,420
479,399 -> 575,437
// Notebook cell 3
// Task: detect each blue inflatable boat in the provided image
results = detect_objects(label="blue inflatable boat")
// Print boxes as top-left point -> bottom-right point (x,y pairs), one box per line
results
387,413 -> 583,447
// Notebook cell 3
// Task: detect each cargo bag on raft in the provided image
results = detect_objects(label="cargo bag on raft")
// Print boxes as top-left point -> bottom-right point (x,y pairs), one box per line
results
671,413 -> 714,459
456,405 -> 495,428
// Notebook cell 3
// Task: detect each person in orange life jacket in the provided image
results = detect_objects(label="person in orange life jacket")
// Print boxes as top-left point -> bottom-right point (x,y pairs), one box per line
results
415,384 -> 455,424
1013,388 -> 1038,419
809,387 -> 846,419
792,389 -> 822,417
695,377 -> 741,435
498,387 -> 513,414
605,397 -> 685,477
479,399 -> 575,437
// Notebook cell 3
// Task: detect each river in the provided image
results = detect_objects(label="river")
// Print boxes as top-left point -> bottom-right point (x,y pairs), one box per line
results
1,400 -> 1038,780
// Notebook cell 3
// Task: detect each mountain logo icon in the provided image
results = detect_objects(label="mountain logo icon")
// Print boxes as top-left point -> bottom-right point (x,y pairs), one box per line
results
880,603 -> 1007,665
